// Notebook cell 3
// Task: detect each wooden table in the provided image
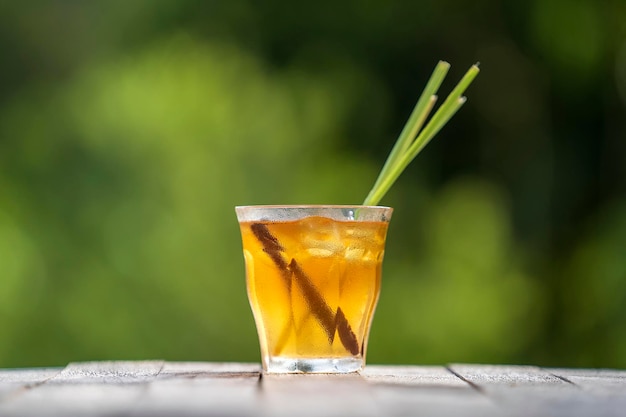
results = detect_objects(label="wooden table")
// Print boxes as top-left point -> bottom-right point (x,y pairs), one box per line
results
0,362 -> 624,416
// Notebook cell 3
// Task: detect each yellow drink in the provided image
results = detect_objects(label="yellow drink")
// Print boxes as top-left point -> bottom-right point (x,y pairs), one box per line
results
236,206 -> 391,373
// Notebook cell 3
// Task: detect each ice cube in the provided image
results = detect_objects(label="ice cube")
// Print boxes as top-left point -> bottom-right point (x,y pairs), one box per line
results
344,227 -> 375,238
301,221 -> 345,253
344,247 -> 365,261
306,248 -> 335,258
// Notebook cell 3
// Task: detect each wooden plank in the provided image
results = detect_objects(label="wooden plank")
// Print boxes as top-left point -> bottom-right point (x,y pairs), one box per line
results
548,368 -> 626,397
157,361 -> 261,378
132,362 -> 262,417
258,373 -> 379,417
134,363 -> 502,417
449,364 -> 623,417
363,365 -> 468,386
51,361 -> 165,384
0,362 -> 624,417
363,365 -> 502,417
449,364 -> 567,386
0,361 -> 164,417
0,368 -> 62,402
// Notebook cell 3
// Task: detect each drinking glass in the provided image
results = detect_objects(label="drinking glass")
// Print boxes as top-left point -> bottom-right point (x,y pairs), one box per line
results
236,205 -> 392,373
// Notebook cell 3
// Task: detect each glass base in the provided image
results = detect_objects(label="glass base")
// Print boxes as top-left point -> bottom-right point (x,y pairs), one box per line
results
265,357 -> 363,374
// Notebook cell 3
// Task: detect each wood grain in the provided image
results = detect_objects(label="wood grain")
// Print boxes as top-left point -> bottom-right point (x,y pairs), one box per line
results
0,362 -> 624,417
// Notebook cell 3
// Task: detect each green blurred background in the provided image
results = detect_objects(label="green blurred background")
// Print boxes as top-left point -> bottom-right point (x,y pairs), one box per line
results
1,0 -> 625,369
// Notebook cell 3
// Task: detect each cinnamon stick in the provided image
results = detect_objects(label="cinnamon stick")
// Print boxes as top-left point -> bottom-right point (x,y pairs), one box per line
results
250,223 -> 360,355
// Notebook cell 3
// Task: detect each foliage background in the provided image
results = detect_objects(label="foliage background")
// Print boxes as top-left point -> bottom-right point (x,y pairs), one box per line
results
1,0 -> 625,368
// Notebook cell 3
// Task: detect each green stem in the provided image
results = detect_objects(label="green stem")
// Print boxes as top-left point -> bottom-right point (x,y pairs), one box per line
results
364,62 -> 449,205
363,63 -> 480,206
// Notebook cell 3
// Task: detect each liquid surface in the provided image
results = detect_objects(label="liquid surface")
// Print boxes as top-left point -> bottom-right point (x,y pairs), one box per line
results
239,216 -> 389,365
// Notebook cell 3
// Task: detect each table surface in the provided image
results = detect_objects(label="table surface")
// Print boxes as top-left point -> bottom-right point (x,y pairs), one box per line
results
0,361 -> 625,417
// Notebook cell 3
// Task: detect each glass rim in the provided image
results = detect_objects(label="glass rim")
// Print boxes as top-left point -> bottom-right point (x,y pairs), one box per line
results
235,204 -> 392,210
235,205 -> 392,222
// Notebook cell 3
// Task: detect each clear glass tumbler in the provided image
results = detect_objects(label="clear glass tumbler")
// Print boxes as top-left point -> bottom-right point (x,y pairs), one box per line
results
235,205 -> 392,373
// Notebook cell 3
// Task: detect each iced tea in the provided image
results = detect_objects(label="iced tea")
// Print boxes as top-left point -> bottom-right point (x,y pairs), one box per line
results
236,206 -> 391,373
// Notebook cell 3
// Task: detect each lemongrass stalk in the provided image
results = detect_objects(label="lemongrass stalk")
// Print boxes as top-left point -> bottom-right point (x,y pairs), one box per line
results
364,62 -> 449,203
363,63 -> 480,206
399,63 -> 480,164
363,97 -> 466,206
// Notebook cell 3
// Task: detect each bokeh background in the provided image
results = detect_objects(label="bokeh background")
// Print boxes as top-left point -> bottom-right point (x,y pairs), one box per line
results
1,0 -> 625,369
